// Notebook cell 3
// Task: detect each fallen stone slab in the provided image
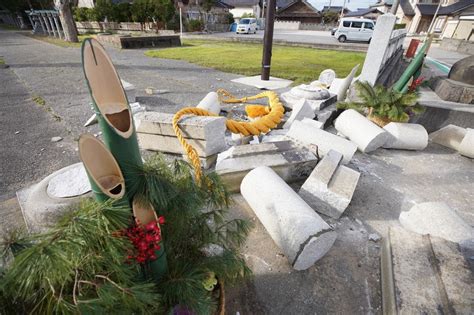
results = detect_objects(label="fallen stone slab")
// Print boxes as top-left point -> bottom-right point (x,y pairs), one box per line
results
381,227 -> 473,314
121,79 -> 136,103
134,112 -> 226,140
231,75 -> 293,90
315,103 -> 339,128
138,133 -> 227,157
241,166 -> 337,270
299,150 -> 360,219
282,99 -> 315,129
301,118 -> 324,130
261,129 -> 288,143
382,122 -> 428,150
160,152 -> 217,170
429,124 -> 467,151
216,141 -> 317,192
197,92 -> 220,115
334,109 -> 389,153
399,202 -> 473,244
286,120 -> 357,164
18,163 -> 92,233
281,90 -> 336,111
459,128 -> 474,158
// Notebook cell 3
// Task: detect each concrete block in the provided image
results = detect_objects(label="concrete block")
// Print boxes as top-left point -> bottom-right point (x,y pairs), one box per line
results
382,227 -> 473,315
262,129 -> 288,143
138,133 -> 227,157
399,202 -> 473,244
316,103 -> 338,127
197,92 -> 220,115
334,109 -> 389,153
282,99 -> 315,129
241,166 -> 337,270
299,150 -> 360,219
429,124 -> 467,151
301,118 -> 324,130
281,90 -> 336,111
18,163 -> 92,233
121,79 -> 136,103
286,120 -> 357,164
382,122 -> 428,150
134,111 -> 226,140
216,141 -> 318,192
459,128 -> 474,158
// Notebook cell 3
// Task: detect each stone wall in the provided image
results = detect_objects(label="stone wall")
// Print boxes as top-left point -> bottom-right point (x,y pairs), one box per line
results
440,38 -> 474,55
96,34 -> 181,49
274,21 -> 300,30
76,21 -> 177,34
299,23 -> 335,31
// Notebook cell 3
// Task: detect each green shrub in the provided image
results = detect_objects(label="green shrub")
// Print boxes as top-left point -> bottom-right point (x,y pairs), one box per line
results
73,7 -> 92,22
394,23 -> 406,30
187,19 -> 203,32
225,12 -> 234,24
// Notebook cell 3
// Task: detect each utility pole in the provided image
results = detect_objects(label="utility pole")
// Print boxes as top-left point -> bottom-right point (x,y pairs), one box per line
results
261,0 -> 276,80
390,0 -> 400,14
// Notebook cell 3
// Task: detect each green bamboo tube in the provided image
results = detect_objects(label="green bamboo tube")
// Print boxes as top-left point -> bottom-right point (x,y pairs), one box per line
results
132,199 -> 168,281
393,41 -> 428,92
78,134 -> 126,203
81,38 -> 142,203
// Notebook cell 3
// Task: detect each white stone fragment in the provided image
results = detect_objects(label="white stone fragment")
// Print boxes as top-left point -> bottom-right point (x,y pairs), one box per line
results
51,136 -> 63,142
241,166 -> 337,270
383,122 -> 428,150
47,163 -> 91,198
334,109 -> 389,153
429,124 -> 467,151
399,202 -> 474,244
262,129 -> 288,143
289,84 -> 331,100
286,120 -> 357,164
318,69 -> 336,87
301,118 -> 324,130
283,99 -> 315,129
299,150 -> 360,219
197,92 -> 220,115
459,128 -> 474,158
329,64 -> 359,101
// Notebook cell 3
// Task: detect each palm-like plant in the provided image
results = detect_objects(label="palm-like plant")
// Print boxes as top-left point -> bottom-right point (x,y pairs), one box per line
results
338,81 -> 424,127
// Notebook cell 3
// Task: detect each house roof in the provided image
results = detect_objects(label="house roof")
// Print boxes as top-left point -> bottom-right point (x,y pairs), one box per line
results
276,0 -> 293,9
222,0 -> 258,7
399,0 -> 415,16
276,0 -> 320,15
344,7 -> 380,17
439,0 -> 474,15
321,6 -> 350,13
216,0 -> 235,9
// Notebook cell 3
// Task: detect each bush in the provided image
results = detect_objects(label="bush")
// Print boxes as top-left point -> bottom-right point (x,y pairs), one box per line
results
394,23 -> 407,30
73,7 -> 92,22
187,19 -> 203,32
241,12 -> 255,18
110,2 -> 131,22
225,12 -> 234,24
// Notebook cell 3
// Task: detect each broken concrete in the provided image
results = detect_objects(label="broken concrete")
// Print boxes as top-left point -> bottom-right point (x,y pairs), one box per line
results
197,92 -> 220,115
216,141 -> 317,192
301,117 -> 324,130
382,227 -> 473,314
282,99 -> 315,129
334,109 -> 389,153
241,166 -> 337,270
458,128 -> 474,158
382,122 -> 428,150
399,202 -> 474,244
261,129 -> 288,143
138,133 -> 227,157
299,150 -> 360,219
429,124 -> 467,151
281,89 -> 336,111
286,120 -> 357,164
328,64 -> 359,101
134,112 -> 226,140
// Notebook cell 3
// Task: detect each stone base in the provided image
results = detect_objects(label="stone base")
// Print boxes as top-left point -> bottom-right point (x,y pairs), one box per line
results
97,34 -> 181,49
431,77 -> 474,104
231,75 -> 293,90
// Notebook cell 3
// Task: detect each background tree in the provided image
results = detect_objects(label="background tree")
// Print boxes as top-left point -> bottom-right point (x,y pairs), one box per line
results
54,0 -> 78,42
322,11 -> 339,24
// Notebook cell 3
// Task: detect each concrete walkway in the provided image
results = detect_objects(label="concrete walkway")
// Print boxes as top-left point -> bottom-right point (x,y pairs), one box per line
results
0,29 -> 473,314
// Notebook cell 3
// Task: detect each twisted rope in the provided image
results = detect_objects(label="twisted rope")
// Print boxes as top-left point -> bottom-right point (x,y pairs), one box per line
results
172,90 -> 285,181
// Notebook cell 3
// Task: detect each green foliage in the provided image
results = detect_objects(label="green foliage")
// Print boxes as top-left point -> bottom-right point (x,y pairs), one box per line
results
322,11 -> 339,24
394,23 -> 406,30
337,81 -> 424,122
94,0 -> 114,21
225,12 -> 235,24
1,155 -> 250,314
73,7 -> 92,22
241,12 -> 256,18
202,0 -> 217,12
131,0 -> 176,25
110,2 -> 132,23
187,19 -> 204,32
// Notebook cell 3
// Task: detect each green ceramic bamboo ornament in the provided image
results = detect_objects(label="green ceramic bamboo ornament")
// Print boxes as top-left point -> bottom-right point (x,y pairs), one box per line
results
393,40 -> 428,93
81,38 -> 143,203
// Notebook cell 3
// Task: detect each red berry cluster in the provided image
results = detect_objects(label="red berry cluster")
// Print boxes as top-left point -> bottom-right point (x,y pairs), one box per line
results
409,76 -> 424,92
124,216 -> 165,264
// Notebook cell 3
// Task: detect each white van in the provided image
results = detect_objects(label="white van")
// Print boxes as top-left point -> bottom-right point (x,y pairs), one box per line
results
334,18 -> 375,43
236,18 -> 257,34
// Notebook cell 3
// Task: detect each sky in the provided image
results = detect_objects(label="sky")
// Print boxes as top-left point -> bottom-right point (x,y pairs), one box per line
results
309,0 -> 379,11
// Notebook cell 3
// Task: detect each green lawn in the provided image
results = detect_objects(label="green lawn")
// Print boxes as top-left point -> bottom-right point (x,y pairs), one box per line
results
26,34 -> 93,48
145,40 -> 366,85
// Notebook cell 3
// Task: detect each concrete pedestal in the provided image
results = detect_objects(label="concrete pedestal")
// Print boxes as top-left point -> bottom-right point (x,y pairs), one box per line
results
334,109 -> 389,153
383,122 -> 428,150
241,166 -> 337,270
429,124 -> 467,151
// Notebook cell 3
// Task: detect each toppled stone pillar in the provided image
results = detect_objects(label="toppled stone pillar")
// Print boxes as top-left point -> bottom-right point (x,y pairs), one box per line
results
399,202 -> 474,244
241,166 -> 337,270
429,124 -> 467,151
383,122 -> 428,150
299,150 -> 360,219
286,120 -> 357,164
334,109 -> 389,153
282,99 -> 315,129
459,128 -> 474,158
197,92 -> 220,115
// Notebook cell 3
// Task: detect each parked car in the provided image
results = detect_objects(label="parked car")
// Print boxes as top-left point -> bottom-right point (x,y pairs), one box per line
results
236,18 -> 257,34
334,18 -> 375,43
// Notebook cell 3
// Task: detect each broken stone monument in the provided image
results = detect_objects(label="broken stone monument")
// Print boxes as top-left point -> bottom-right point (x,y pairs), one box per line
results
286,120 -> 357,164
196,92 -> 221,115
282,99 -> 315,129
241,166 -> 337,270
281,84 -> 335,112
334,109 -> 389,153
18,163 -> 92,233
311,69 -> 336,88
215,141 -> 318,192
382,122 -> 428,150
299,150 -> 360,219
328,64 -> 359,102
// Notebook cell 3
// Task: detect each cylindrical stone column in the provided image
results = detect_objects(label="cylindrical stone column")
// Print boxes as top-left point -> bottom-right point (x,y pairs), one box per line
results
383,122 -> 428,150
335,109 -> 389,153
196,92 -> 220,115
241,166 -> 337,270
